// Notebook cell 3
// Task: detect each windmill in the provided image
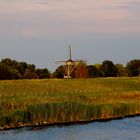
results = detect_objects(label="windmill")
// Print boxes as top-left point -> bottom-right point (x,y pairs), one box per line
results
55,45 -> 86,78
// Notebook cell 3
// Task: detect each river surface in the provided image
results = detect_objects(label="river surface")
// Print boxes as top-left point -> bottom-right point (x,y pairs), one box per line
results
0,117 -> 140,140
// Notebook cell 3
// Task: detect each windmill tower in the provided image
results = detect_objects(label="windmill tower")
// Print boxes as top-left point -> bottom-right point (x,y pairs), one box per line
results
56,45 -> 86,78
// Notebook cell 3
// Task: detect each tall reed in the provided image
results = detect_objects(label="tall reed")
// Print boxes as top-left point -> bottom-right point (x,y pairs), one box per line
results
0,77 -> 140,128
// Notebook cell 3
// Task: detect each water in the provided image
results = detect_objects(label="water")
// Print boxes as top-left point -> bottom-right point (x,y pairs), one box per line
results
0,117 -> 140,140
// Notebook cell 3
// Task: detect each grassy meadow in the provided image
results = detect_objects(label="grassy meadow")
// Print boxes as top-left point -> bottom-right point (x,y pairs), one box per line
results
0,77 -> 140,129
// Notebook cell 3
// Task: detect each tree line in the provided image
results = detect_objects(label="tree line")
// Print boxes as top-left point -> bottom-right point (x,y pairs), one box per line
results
53,59 -> 140,78
0,58 -> 140,80
0,58 -> 50,80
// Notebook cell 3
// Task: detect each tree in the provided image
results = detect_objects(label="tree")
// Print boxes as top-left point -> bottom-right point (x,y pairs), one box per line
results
28,64 -> 36,72
115,64 -> 130,77
75,61 -> 88,78
127,59 -> 140,76
16,62 -> 28,76
1,58 -> 18,68
94,63 -> 102,69
23,69 -> 38,79
10,69 -> 21,79
87,65 -> 101,78
0,58 -> 51,80
53,65 -> 65,78
99,60 -> 118,77
138,67 -> 140,76
0,63 -> 11,80
36,68 -> 51,79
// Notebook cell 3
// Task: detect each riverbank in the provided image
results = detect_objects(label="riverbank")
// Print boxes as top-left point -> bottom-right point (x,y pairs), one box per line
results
0,78 -> 140,130
1,113 -> 140,131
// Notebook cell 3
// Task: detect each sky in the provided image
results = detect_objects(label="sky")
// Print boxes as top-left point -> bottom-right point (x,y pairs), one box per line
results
0,0 -> 140,72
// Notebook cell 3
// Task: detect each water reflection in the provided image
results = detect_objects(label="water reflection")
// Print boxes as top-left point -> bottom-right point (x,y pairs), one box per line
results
0,117 -> 140,140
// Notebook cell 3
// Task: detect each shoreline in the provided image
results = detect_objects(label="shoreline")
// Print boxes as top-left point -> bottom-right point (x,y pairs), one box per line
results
1,113 -> 140,131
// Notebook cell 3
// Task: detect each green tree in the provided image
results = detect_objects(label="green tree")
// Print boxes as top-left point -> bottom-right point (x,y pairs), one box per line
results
115,64 -> 130,77
0,58 -> 51,80
1,58 -> 18,68
138,67 -> 140,76
94,63 -> 102,69
23,69 -> 38,79
28,64 -> 36,71
10,69 -> 22,79
36,68 -> 51,79
53,65 -> 65,78
87,65 -> 101,78
99,60 -> 118,77
127,59 -> 140,76
16,62 -> 28,76
0,63 -> 11,80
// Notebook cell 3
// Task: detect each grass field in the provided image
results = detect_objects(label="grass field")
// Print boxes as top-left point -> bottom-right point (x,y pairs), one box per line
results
0,77 -> 140,129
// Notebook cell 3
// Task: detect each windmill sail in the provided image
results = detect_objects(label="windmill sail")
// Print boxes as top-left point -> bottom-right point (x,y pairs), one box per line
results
69,45 -> 72,60
55,45 -> 87,78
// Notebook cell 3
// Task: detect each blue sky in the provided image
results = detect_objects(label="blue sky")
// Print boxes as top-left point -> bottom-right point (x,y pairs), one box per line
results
0,0 -> 140,71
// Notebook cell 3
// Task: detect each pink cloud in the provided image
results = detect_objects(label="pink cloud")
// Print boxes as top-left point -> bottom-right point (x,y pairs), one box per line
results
20,28 -> 39,38
0,0 -> 139,37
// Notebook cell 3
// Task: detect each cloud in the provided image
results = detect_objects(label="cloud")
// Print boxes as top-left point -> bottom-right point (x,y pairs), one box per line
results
20,28 -> 38,38
0,0 -> 49,15
0,0 -> 140,38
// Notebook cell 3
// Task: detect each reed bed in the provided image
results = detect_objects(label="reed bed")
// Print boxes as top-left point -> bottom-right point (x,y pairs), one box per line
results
0,77 -> 140,129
